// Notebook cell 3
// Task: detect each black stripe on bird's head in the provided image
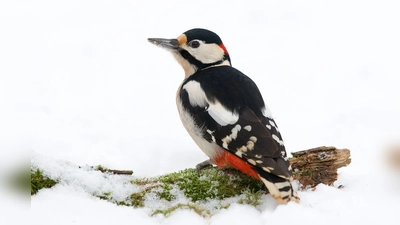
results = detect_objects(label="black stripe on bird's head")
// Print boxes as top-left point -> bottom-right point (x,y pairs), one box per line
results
148,28 -> 231,77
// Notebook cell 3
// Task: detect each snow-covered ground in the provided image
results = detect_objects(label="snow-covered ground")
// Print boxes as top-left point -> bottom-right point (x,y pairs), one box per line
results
1,0 -> 400,224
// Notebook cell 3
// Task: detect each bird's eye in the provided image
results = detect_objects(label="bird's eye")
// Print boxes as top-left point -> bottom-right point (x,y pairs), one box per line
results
188,40 -> 200,48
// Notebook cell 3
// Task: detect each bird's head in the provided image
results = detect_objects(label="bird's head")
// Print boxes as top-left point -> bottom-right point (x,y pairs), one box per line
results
148,28 -> 231,78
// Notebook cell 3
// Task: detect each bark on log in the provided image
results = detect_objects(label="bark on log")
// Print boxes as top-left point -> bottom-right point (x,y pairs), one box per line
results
290,146 -> 351,189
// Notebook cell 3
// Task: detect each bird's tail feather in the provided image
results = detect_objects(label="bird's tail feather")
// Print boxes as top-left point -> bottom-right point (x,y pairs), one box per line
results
258,174 -> 300,204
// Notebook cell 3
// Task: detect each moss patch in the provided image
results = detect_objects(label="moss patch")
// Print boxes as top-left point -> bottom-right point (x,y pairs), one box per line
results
293,167 -> 320,180
95,165 -> 109,172
157,183 -> 175,201
155,167 -> 266,202
97,191 -> 112,201
237,190 -> 263,207
31,164 -> 268,217
130,191 -> 146,207
151,203 -> 210,217
125,167 -> 268,216
31,168 -> 57,195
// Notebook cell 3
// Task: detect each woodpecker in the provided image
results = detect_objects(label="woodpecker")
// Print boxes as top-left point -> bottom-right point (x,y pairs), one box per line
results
148,28 -> 299,204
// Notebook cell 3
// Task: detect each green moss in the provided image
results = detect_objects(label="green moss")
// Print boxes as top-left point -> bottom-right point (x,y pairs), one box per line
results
293,167 -> 320,180
157,184 -> 175,201
152,203 -> 210,217
97,191 -> 112,200
130,191 -> 146,207
31,168 -> 57,195
159,168 -> 216,201
156,167 -> 266,202
117,201 -> 129,206
130,177 -> 156,185
213,203 -> 231,210
124,167 -> 267,216
237,190 -> 263,207
95,165 -> 109,172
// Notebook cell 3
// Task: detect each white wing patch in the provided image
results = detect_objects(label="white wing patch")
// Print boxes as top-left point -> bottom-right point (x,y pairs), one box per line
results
222,125 -> 241,148
272,134 -> 285,146
182,81 -> 208,107
183,80 -> 239,126
269,119 -> 280,132
208,101 -> 239,126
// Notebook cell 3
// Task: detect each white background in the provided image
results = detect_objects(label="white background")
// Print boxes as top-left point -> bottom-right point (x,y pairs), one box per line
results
1,0 -> 399,224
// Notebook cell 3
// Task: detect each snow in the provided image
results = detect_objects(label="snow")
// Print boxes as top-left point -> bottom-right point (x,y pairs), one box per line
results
1,0 -> 399,224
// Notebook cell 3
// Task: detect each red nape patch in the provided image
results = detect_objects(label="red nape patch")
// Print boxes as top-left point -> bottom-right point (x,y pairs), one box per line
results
214,151 -> 259,180
219,44 -> 229,55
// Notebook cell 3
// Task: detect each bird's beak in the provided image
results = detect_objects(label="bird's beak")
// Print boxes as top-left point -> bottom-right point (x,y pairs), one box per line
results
147,38 -> 180,50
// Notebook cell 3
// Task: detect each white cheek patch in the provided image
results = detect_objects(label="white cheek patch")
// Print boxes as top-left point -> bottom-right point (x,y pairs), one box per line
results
182,41 -> 225,64
183,80 -> 239,126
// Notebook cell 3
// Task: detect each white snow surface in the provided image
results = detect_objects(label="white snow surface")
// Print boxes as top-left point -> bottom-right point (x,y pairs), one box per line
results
1,0 -> 400,224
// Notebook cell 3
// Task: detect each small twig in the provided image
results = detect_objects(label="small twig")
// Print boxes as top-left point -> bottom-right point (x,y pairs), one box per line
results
90,165 -> 134,175
100,169 -> 134,175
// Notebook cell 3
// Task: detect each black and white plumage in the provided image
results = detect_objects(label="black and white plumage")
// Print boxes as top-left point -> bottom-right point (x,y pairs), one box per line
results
148,28 -> 299,204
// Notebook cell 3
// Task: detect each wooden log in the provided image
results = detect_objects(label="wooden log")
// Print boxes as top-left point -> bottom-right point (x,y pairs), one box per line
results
289,146 -> 351,189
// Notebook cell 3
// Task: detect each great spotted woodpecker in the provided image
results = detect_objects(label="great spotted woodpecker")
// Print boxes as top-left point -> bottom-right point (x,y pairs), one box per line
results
148,28 -> 300,204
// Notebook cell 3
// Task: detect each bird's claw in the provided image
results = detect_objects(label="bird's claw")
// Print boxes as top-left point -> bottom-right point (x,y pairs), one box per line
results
195,159 -> 213,177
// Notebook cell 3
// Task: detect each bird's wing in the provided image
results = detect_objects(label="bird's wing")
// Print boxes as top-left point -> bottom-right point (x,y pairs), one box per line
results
205,106 -> 292,180
180,68 -> 292,180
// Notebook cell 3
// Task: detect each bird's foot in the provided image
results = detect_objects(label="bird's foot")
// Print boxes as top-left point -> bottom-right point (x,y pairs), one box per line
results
196,159 -> 213,177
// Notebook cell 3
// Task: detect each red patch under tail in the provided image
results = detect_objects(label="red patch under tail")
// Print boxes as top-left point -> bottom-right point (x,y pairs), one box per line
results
213,151 -> 259,180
